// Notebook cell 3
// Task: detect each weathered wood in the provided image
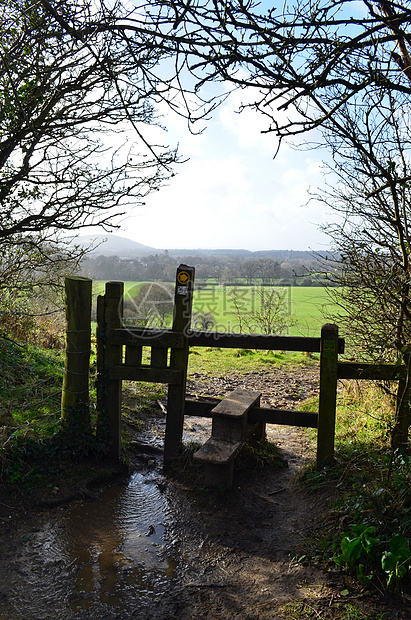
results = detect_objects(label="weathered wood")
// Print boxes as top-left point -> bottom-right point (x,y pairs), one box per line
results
187,330 -> 345,353
212,389 -> 262,443
184,399 -> 318,428
125,344 -> 142,367
61,276 -> 92,434
193,438 -> 241,489
247,407 -> 318,429
193,437 -> 242,465
151,346 -> 168,369
211,389 -> 262,418
96,294 -> 106,429
317,324 -> 339,468
107,327 -> 184,348
164,265 -> 195,468
338,362 -> 406,381
393,368 -> 411,450
194,389 -> 263,488
96,281 -> 124,462
109,366 -> 181,384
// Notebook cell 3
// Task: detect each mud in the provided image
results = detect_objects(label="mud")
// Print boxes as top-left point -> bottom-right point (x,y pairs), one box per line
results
0,366 -> 402,619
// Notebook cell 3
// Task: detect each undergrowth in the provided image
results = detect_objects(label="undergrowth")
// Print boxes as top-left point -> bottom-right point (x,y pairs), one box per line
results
0,338 -> 101,495
302,381 -> 411,595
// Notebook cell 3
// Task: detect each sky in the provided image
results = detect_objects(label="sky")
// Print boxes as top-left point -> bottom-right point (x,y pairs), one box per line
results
110,88 -> 336,252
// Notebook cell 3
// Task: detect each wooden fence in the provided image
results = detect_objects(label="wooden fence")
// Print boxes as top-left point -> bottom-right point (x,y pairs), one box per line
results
62,269 -> 409,470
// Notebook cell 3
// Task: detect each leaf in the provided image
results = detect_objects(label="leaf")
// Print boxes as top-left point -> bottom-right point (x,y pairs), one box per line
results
388,535 -> 409,556
381,551 -> 397,573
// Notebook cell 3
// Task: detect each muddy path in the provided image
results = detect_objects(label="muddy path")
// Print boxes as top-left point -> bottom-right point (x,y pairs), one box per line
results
0,366 -> 401,619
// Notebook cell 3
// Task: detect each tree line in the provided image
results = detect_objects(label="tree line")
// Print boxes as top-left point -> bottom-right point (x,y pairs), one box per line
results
80,251 -> 327,286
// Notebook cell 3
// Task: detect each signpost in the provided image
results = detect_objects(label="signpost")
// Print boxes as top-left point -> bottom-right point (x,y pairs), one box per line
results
164,264 -> 195,468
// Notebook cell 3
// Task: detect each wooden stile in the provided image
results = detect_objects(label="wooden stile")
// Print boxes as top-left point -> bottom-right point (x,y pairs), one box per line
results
193,389 -> 262,488
70,268 -> 411,475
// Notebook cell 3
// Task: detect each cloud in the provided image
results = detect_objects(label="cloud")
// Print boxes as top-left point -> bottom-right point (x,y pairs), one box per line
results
113,88 -> 335,250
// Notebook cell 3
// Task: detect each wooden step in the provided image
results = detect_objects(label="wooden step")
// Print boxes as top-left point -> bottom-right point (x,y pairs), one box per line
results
193,437 -> 242,465
211,389 -> 262,418
211,389 -> 262,442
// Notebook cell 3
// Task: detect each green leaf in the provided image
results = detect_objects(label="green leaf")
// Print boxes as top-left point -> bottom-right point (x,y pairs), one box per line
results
381,551 -> 397,572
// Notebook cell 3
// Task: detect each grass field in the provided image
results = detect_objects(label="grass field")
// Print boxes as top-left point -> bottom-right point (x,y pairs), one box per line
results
192,284 -> 337,336
93,281 -> 339,337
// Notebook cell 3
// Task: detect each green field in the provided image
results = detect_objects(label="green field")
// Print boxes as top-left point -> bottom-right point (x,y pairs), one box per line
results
192,284 -> 337,336
94,281 -> 339,337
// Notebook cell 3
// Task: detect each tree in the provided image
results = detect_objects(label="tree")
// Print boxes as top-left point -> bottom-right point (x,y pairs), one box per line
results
229,286 -> 295,335
0,0 -> 177,295
124,282 -> 174,328
313,91 -> 411,360
309,88 -> 411,448
191,311 -> 216,331
130,2 -> 411,135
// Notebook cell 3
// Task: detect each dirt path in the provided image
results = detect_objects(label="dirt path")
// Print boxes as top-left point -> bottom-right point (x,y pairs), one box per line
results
0,366 -> 401,619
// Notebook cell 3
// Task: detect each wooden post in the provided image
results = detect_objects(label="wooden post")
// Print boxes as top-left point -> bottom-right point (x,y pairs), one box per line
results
317,323 -> 339,468
164,264 -> 195,469
96,281 -> 124,461
61,276 -> 92,434
392,353 -> 410,450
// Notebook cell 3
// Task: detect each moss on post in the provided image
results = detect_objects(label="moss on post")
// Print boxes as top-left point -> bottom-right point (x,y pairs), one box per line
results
61,276 -> 92,435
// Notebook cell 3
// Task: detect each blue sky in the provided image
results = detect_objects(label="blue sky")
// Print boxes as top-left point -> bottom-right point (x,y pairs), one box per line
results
113,87 -> 336,251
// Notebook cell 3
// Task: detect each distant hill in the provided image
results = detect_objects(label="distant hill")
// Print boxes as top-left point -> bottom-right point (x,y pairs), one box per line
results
75,235 -> 157,257
75,234 -> 326,262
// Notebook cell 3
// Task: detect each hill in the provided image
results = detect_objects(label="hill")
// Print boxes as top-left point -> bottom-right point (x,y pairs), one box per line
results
75,235 -> 157,257
76,234 -> 324,262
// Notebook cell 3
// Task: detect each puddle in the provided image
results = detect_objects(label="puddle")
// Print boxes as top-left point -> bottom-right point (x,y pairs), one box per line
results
8,472 -> 179,619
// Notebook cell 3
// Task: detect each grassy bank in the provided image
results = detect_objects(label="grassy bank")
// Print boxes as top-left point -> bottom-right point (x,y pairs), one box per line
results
302,382 -> 411,595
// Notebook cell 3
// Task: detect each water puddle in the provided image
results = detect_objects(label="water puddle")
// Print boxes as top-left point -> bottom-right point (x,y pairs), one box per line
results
9,472 -> 180,618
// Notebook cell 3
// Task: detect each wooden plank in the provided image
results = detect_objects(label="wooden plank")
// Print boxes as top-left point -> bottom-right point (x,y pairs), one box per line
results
211,390 -> 262,442
125,344 -> 142,367
248,408 -> 318,429
187,330 -> 345,353
338,362 -> 406,381
107,328 -> 184,348
151,346 -> 168,368
211,389 -> 262,418
184,399 -> 318,428
109,366 -> 181,384
184,397 -> 220,417
193,437 -> 241,465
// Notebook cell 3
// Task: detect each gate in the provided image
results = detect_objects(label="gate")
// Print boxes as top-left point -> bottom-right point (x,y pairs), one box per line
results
94,265 -> 344,469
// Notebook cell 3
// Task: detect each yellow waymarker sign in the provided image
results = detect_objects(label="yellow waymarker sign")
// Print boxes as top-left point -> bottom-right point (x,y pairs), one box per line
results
177,271 -> 190,285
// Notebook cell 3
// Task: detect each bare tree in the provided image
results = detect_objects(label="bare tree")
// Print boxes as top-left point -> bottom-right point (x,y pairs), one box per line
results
126,2 -> 411,137
0,0 -> 177,276
229,286 -> 294,335
124,282 -> 174,328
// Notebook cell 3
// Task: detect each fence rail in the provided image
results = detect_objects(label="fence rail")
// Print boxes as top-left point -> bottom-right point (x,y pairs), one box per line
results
338,362 -> 406,381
